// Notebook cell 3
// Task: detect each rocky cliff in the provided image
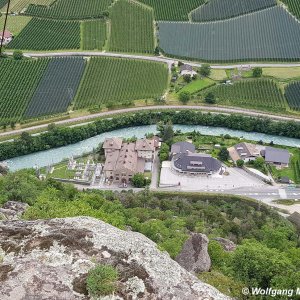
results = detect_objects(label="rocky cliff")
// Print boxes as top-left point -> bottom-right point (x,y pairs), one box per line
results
0,217 -> 230,300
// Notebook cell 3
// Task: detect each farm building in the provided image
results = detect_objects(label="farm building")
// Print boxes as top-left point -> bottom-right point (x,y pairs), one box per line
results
0,30 -> 13,45
261,147 -> 290,168
228,143 -> 263,163
180,64 -> 197,77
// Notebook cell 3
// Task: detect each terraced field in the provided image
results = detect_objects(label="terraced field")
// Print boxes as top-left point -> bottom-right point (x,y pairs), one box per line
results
25,0 -> 113,20
285,81 -> 300,111
191,0 -> 276,22
74,57 -> 169,109
207,79 -> 287,112
159,6 -> 300,61
7,18 -> 80,50
282,0 -> 300,20
0,59 -> 49,124
138,0 -> 204,21
82,20 -> 107,50
109,0 -> 154,53
25,57 -> 86,118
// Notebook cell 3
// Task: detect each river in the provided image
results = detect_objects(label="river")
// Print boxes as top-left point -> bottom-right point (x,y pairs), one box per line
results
4,124 -> 300,171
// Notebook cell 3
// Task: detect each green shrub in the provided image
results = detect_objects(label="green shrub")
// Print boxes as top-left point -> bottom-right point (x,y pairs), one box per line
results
86,265 -> 118,297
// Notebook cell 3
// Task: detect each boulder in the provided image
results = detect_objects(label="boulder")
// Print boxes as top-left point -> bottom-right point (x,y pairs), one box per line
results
0,201 -> 29,220
212,238 -> 237,252
176,233 -> 211,274
0,217 -> 230,300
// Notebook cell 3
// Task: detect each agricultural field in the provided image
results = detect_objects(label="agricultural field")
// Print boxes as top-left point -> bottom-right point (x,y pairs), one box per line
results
178,78 -> 215,94
263,67 -> 300,80
207,79 -> 287,112
0,59 -> 49,124
0,0 -> 7,9
109,0 -> 154,53
285,81 -> 300,111
74,57 -> 169,109
81,20 -> 107,51
25,57 -> 86,118
138,0 -> 204,21
7,18 -> 80,50
282,0 -> 300,20
25,0 -> 113,20
158,6 -> 300,61
2,0 -> 54,13
0,15 -> 31,35
191,0 -> 276,22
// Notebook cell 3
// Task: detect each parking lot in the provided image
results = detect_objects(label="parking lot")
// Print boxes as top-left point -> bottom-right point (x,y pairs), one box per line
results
159,162 -> 266,191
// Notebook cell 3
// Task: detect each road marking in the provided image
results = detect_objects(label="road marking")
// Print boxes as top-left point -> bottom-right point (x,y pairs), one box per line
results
278,189 -> 287,199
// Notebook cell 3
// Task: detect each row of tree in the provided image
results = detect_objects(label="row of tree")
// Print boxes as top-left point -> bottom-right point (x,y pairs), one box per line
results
1,110 -> 300,161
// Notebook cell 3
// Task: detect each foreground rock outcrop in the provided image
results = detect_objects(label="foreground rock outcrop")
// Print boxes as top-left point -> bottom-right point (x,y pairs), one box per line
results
0,201 -> 29,220
176,233 -> 211,274
0,217 -> 230,300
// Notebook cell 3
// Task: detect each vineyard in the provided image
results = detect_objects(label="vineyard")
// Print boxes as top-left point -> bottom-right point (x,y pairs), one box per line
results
109,0 -> 154,53
0,59 -> 49,124
191,0 -> 276,22
74,57 -> 169,109
282,0 -> 300,20
2,0 -> 54,13
25,0 -> 113,20
285,81 -> 300,110
25,57 -> 86,118
82,20 -> 107,50
291,152 -> 300,183
207,79 -> 287,112
158,7 -> 300,61
7,18 -> 80,50
138,0 -> 204,21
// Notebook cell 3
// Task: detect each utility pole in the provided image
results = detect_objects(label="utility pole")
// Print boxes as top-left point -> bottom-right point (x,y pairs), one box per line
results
0,0 -> 11,56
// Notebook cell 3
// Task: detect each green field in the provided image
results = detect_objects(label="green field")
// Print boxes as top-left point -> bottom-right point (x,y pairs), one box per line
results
74,57 -> 169,109
0,59 -> 49,124
2,0 -> 54,12
191,0 -> 276,22
0,15 -> 32,35
7,18 -> 80,50
282,0 -> 300,20
81,20 -> 107,50
158,6 -> 300,62
138,0 -> 204,21
285,81 -> 300,110
207,79 -> 287,112
179,78 -> 215,94
109,0 -> 154,53
25,0 -> 113,19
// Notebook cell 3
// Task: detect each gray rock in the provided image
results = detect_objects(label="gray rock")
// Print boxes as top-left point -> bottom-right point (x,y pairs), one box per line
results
0,217 -> 230,300
0,201 -> 29,220
176,233 -> 211,274
213,238 -> 237,252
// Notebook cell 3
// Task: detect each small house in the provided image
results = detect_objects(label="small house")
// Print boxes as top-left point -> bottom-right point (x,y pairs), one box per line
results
180,64 -> 197,77
0,30 -> 13,45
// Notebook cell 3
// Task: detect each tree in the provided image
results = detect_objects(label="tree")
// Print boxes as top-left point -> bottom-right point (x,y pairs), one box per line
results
199,64 -> 211,77
205,92 -> 216,104
13,50 -> 23,60
179,91 -> 191,104
162,122 -> 174,143
236,159 -> 244,168
154,46 -> 160,56
86,265 -> 118,297
159,143 -> 170,162
183,74 -> 191,83
219,147 -> 229,161
132,173 -> 147,188
253,67 -> 262,78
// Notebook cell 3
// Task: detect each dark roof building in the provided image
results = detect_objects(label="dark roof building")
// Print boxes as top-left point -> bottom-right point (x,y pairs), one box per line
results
180,64 -> 193,72
262,147 -> 290,166
171,142 -> 195,155
172,152 -> 222,174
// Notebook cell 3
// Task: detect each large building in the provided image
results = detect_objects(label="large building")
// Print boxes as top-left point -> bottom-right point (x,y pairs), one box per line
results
170,141 -> 222,175
261,147 -> 290,168
103,137 -> 158,184
228,142 -> 262,163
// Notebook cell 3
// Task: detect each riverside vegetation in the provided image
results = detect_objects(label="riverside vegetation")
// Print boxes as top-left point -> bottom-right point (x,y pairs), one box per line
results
0,170 -> 299,299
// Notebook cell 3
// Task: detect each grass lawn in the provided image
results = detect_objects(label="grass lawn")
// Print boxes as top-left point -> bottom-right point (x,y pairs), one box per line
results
179,78 -> 215,94
0,15 -> 32,35
210,69 -> 227,81
263,67 -> 300,80
50,163 -> 76,179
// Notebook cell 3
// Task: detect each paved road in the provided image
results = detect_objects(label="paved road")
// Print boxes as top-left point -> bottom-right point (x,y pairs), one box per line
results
6,51 -> 300,69
1,105 -> 300,138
